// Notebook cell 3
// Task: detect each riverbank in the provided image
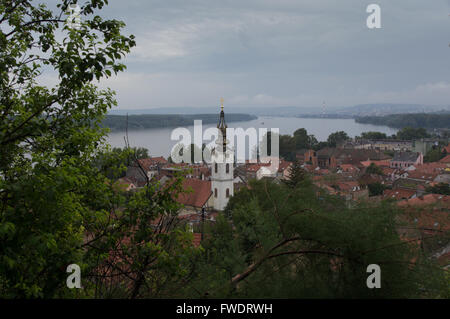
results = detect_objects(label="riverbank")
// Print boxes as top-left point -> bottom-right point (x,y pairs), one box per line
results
102,113 -> 257,132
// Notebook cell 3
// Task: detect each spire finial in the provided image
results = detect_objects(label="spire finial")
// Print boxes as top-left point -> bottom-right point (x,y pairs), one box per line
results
220,97 -> 224,111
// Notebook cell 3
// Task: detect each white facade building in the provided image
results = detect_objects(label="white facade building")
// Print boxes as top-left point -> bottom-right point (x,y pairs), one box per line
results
211,101 -> 234,211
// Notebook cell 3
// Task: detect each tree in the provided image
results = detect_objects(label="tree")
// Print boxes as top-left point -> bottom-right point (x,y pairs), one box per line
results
355,113 -> 450,130
279,134 -> 296,161
185,179 -> 447,298
367,182 -> 386,196
327,131 -> 349,147
112,147 -> 149,160
396,127 -> 430,140
276,129 -> 318,161
313,141 -> 329,151
283,159 -> 309,189
361,132 -> 388,140
366,163 -> 383,175
293,128 -> 310,150
424,147 -> 444,163
0,1 -> 197,298
426,183 -> 450,195
0,0 -> 136,297
82,165 -> 201,298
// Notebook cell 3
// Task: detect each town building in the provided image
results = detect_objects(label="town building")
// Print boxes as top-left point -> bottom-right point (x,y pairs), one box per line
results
315,148 -> 391,169
390,152 -> 423,169
177,178 -> 213,215
355,139 -> 413,152
125,156 -> 168,186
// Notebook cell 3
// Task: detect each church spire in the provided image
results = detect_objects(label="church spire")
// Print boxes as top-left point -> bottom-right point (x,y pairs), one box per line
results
217,97 -> 227,130
217,97 -> 227,152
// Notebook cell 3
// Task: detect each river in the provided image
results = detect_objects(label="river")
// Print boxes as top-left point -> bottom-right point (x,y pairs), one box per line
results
106,116 -> 398,158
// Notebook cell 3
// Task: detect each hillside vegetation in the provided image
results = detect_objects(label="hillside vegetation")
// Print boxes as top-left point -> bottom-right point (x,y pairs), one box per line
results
355,113 -> 450,129
102,114 -> 257,131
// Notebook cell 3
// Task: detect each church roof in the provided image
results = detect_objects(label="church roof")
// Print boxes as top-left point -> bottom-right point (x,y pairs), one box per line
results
217,97 -> 227,130
177,178 -> 212,208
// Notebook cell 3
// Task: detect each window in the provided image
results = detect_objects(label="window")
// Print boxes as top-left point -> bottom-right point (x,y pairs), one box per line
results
214,188 -> 217,198
226,188 -> 230,198
226,163 -> 229,174
215,163 -> 218,173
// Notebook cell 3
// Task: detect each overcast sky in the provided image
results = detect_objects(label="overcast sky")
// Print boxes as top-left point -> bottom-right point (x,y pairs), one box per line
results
89,0 -> 450,109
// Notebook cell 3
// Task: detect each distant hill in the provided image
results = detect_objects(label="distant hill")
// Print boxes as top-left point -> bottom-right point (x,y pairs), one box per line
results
102,113 -> 257,131
108,103 -> 450,117
331,104 -> 450,117
355,113 -> 450,129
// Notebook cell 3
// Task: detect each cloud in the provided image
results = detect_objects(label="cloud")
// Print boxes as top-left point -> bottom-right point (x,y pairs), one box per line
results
229,93 -> 312,106
34,0 -> 450,109
130,25 -> 200,61
367,82 -> 450,105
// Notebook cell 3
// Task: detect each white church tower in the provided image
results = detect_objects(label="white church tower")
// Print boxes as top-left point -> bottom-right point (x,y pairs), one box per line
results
211,98 -> 234,211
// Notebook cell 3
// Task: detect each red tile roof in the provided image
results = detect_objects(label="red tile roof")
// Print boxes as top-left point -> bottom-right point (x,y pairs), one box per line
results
315,168 -> 330,175
138,157 -> 168,170
419,162 -> 447,170
336,181 -> 360,192
339,164 -> 360,172
439,155 -> 450,163
406,170 -> 438,181
360,160 -> 391,167
177,179 -> 212,208
245,163 -> 271,172
278,160 -> 292,172
382,167 -> 395,175
398,194 -> 450,208
443,143 -> 450,154
383,189 -> 416,200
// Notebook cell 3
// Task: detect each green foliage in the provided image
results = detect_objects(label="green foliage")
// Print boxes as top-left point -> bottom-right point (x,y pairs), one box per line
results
426,183 -> 450,195
355,113 -> 450,129
396,127 -> 430,140
276,129 -> 353,161
283,159 -> 309,189
424,147 -> 445,163
327,131 -> 349,147
187,180 -> 447,298
0,1 -> 198,298
93,146 -> 149,180
384,150 -> 395,157
360,132 -> 388,140
367,182 -> 386,197
0,0 -> 135,297
81,171 -> 202,298
1,1 -> 447,299
130,147 -> 150,159
366,163 -> 383,175
268,129 -> 318,161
